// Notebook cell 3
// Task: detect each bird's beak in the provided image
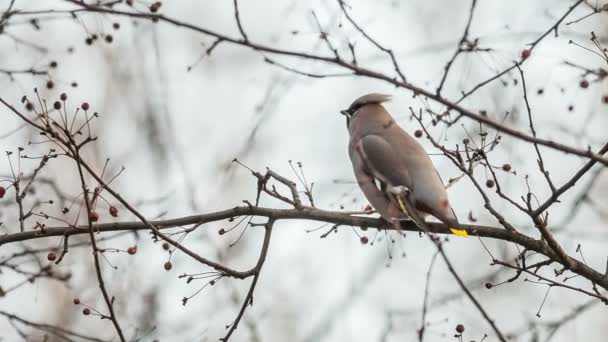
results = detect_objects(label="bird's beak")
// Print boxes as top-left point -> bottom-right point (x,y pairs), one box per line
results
340,109 -> 350,116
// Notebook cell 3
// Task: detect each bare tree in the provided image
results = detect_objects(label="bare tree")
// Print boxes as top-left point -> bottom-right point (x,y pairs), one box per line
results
1,0 -> 607,341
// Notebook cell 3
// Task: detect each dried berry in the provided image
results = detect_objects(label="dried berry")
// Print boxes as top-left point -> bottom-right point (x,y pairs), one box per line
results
81,102 -> 90,111
501,164 -> 511,172
82,308 -> 91,315
456,324 -> 465,334
150,1 -> 162,12
162,242 -> 170,250
47,252 -> 56,261
485,179 -> 495,188
49,61 -> 58,68
0,186 -> 5,198
485,282 -> 493,289
218,228 -> 226,235
360,236 -> 369,244
73,298 -> 80,305
60,93 -> 67,101
46,80 -> 54,89
127,246 -> 137,255
164,261 -> 173,271
109,206 -> 118,217
53,101 -> 61,110
414,130 -> 423,138
521,49 -> 531,59
89,211 -> 99,222
580,80 -> 589,89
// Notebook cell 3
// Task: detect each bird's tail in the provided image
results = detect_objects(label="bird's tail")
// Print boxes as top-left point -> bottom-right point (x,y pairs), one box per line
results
394,195 -> 468,238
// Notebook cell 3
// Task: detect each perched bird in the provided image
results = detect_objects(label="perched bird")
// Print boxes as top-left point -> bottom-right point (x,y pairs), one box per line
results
341,93 -> 467,237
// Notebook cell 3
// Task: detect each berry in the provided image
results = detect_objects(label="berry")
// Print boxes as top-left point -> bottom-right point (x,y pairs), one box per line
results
49,61 -> 58,68
85,37 -> 93,45
60,93 -> 67,101
73,298 -> 80,305
53,101 -> 61,110
0,186 -> 5,198
521,49 -> 531,59
109,206 -> 118,217
485,179 -> 495,188
414,129 -> 423,138
113,23 -> 120,30
82,308 -> 91,315
162,242 -> 170,250
164,261 -> 172,271
360,236 -> 369,244
88,211 -> 99,222
485,282 -> 493,289
456,324 -> 465,334
81,102 -> 90,111
25,102 -> 34,111
218,228 -> 226,235
105,35 -> 113,43
568,104 -> 574,112
127,246 -> 137,255
580,80 -> 589,89
150,2 -> 162,12
501,164 -> 511,172
602,95 -> 608,104
46,80 -> 54,89
47,252 -> 56,261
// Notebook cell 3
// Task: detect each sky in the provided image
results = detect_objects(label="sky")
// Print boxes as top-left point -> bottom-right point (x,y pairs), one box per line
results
1,0 -> 607,341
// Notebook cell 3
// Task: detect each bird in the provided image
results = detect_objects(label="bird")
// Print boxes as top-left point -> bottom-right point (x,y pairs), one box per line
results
341,93 -> 467,237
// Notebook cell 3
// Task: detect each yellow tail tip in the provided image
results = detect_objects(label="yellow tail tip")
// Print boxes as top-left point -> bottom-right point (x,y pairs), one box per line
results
449,228 -> 469,237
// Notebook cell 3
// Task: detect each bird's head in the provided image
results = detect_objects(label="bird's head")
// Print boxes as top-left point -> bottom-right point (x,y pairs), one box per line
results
340,93 -> 392,127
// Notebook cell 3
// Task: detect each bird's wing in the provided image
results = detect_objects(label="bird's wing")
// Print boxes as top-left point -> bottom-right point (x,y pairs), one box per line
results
357,133 -> 468,237
357,134 -> 411,188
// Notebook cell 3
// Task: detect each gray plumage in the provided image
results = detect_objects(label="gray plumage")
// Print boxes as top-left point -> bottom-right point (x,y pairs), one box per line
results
341,93 -> 460,229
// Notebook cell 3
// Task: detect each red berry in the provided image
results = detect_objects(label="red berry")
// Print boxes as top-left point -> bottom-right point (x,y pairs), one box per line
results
521,49 -> 531,59
150,2 -> 161,12
456,324 -> 465,334
82,308 -> 91,315
109,206 -> 118,217
0,186 -> 5,198
88,211 -> 99,222
127,246 -> 137,255
164,261 -> 173,271
81,102 -> 90,111
360,236 -> 369,244
580,80 -> 589,89
47,252 -> 56,261
73,298 -> 80,305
